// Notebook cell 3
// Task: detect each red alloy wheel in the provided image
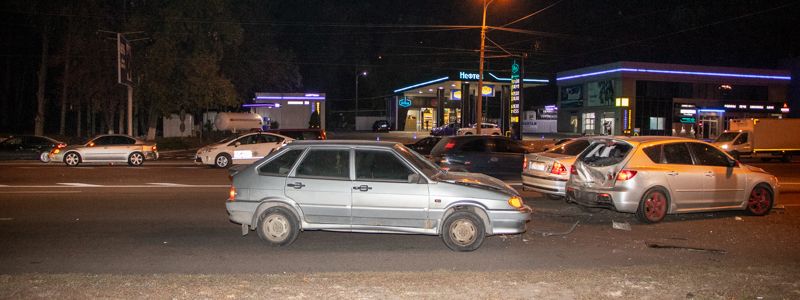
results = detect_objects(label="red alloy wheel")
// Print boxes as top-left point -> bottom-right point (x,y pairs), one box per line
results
645,191 -> 667,221
747,186 -> 771,215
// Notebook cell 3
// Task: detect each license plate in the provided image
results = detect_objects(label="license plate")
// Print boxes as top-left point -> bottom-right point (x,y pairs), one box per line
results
530,162 -> 546,171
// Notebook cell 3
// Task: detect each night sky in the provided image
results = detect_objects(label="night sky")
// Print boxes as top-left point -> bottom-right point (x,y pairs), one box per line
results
1,0 -> 798,134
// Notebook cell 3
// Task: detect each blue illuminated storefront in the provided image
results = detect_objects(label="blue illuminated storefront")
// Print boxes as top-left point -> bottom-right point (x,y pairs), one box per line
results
556,61 -> 791,139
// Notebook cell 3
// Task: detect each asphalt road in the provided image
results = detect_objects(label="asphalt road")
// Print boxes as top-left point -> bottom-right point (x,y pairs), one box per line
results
0,159 -> 799,275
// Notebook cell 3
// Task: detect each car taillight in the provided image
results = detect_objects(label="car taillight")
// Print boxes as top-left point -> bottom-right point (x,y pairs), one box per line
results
616,170 -> 638,181
551,162 -> 567,175
57,143 -> 66,148
228,186 -> 237,201
320,131 -> 327,140
444,140 -> 456,150
151,145 -> 157,151
522,157 -> 528,169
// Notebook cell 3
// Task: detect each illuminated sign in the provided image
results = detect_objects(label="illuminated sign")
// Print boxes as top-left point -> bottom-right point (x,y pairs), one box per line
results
782,103 -> 790,113
615,97 -> 629,107
481,85 -> 494,96
450,90 -> 462,100
680,117 -> 696,124
510,61 -> 521,123
679,109 -> 697,115
459,72 -> 482,80
724,104 -> 737,109
750,105 -> 764,109
398,98 -> 412,108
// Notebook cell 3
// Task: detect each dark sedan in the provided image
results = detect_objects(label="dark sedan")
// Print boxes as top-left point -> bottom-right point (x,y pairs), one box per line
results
430,135 -> 529,180
404,136 -> 442,156
430,123 -> 460,136
0,135 -> 65,161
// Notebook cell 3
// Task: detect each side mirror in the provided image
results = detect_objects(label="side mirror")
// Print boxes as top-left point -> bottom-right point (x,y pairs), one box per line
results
408,173 -> 422,184
727,159 -> 738,168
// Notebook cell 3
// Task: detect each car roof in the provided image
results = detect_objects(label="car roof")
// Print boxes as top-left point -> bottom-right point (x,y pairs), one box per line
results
288,140 -> 401,147
585,135 -> 697,147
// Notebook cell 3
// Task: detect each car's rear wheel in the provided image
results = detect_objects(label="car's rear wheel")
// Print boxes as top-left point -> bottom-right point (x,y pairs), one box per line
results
441,211 -> 485,252
64,152 -> 81,167
257,207 -> 299,246
746,184 -> 773,216
128,152 -> 144,166
214,153 -> 231,168
636,188 -> 669,223
39,152 -> 50,163
492,132 -> 499,135
464,132 -> 473,135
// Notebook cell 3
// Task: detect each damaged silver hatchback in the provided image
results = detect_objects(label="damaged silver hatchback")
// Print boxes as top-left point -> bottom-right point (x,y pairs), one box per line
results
226,140 -> 531,251
566,136 -> 779,223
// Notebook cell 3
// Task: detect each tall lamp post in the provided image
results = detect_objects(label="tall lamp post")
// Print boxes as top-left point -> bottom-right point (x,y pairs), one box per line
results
355,70 -> 368,130
475,0 -> 493,135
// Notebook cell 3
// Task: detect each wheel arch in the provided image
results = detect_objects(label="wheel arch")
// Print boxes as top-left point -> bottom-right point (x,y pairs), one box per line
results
250,198 -> 304,230
439,201 -> 491,235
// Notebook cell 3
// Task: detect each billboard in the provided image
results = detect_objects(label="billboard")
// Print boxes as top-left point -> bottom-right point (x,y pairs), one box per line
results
560,85 -> 582,108
117,34 -> 133,86
587,80 -> 615,107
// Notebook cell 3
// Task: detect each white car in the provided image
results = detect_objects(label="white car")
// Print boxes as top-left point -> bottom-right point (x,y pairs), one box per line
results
456,123 -> 502,136
195,132 -> 293,168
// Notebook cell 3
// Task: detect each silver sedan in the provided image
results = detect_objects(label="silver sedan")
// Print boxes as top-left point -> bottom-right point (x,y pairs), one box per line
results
226,140 -> 531,251
51,134 -> 158,167
566,136 -> 779,223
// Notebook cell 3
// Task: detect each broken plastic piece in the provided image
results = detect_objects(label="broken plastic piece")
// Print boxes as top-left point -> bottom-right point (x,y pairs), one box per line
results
612,220 -> 631,231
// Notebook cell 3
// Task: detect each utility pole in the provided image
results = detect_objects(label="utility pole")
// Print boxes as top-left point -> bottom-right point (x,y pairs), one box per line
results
476,0 -> 493,135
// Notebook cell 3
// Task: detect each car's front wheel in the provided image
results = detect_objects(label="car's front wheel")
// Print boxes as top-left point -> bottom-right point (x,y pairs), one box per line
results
441,211 -> 485,251
64,152 -> 81,167
746,184 -> 773,216
214,153 -> 231,168
128,152 -> 144,166
257,207 -> 299,246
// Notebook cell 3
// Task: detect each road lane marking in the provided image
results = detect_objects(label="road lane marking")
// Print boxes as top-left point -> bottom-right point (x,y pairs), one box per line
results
148,183 -> 191,187
0,218 -> 14,221
0,191 -> 81,194
58,183 -> 103,187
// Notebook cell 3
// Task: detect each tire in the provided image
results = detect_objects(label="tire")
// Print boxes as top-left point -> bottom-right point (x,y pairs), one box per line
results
214,153 -> 231,168
746,184 -> 773,216
492,132 -> 500,136
441,211 -> 485,252
63,152 -> 81,167
256,207 -> 299,246
39,152 -> 51,163
464,132 -> 473,135
127,152 -> 144,166
545,194 -> 564,200
635,188 -> 669,224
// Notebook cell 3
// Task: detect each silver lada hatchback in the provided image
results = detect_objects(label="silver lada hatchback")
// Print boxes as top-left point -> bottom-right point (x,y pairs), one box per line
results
566,136 -> 779,223
226,140 -> 531,251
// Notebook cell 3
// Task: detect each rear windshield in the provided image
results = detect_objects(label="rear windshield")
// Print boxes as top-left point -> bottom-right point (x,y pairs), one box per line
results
578,141 -> 633,167
546,139 -> 590,156
429,137 -> 453,156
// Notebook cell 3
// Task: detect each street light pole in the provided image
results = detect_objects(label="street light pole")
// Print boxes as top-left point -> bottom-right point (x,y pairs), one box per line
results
476,0 -> 492,135
355,70 -> 367,130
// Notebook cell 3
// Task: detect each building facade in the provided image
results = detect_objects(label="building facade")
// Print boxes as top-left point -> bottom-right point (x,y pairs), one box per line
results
556,61 -> 791,139
244,93 -> 326,130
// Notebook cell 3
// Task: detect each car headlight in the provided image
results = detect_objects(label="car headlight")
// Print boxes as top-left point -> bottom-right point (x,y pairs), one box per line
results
508,195 -> 523,209
721,144 -> 729,150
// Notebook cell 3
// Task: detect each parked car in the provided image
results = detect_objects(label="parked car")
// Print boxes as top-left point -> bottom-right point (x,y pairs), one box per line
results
0,135 -> 65,161
566,136 -> 779,223
522,138 -> 592,199
372,120 -> 391,132
430,123 -> 461,136
456,123 -> 502,136
430,135 -> 530,180
265,128 -> 326,140
540,138 -> 573,152
196,132 -> 293,168
51,134 -> 158,167
404,136 -> 443,156
226,140 -> 530,251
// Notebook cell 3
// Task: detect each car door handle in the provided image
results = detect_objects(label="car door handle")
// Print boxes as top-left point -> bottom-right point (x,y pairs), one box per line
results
286,182 -> 306,189
353,185 -> 372,192
667,171 -> 678,176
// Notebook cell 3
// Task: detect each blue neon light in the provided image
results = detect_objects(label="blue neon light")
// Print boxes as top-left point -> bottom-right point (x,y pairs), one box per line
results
256,96 -> 325,100
394,76 -> 449,93
698,109 -> 725,113
557,68 -> 791,81
398,98 -> 412,108
489,73 -> 549,83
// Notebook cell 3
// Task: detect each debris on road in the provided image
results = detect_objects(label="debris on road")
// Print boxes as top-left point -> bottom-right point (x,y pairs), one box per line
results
645,242 -> 727,254
612,221 -> 631,231
530,220 -> 580,237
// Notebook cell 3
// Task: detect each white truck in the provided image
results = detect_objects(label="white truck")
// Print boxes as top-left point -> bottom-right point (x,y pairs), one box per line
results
713,118 -> 800,162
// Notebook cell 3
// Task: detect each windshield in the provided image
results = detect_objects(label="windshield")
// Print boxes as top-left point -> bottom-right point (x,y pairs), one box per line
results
394,144 -> 441,178
715,132 -> 740,143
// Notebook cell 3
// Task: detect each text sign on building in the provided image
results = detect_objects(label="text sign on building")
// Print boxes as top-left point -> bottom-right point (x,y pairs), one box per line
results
510,61 -> 521,123
459,71 -> 482,80
398,97 -> 412,108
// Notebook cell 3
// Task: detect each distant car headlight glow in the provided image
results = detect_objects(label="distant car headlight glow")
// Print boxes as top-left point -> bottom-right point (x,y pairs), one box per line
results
721,144 -> 729,150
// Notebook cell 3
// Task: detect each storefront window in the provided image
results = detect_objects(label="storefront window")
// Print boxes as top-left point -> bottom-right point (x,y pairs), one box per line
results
582,112 -> 595,134
649,117 -> 665,130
